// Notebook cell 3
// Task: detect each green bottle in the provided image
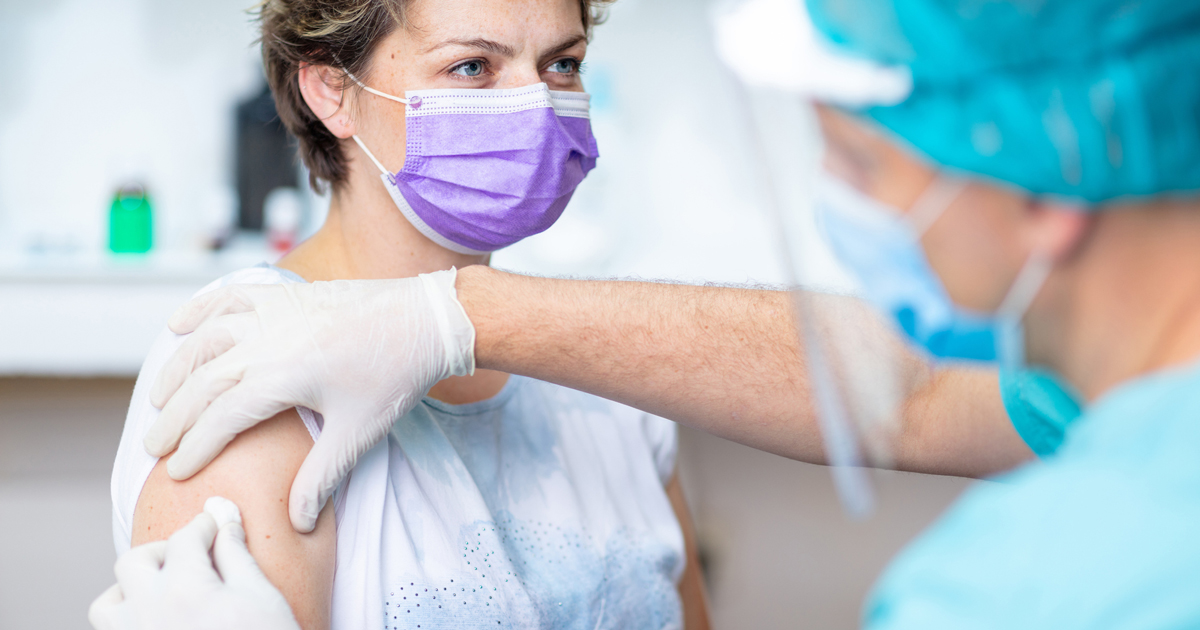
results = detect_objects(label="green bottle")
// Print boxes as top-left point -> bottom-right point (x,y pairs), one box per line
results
109,184 -> 153,254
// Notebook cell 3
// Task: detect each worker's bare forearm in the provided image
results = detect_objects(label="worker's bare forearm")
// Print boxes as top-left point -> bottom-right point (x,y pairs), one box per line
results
457,265 -> 825,461
894,367 -> 1036,477
456,265 -> 1034,477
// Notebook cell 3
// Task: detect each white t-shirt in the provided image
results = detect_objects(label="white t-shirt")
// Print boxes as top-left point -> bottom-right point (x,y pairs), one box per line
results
111,265 -> 686,630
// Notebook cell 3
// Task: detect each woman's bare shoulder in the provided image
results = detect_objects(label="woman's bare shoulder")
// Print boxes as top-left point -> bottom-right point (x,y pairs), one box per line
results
132,409 -> 335,630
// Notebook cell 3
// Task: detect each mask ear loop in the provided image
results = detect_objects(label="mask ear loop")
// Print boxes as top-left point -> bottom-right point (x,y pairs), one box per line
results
340,68 -> 413,180
351,135 -> 391,177
904,174 -> 1052,368
908,176 -> 969,236
997,252 -> 1052,319
342,68 -> 414,106
994,251 -> 1053,370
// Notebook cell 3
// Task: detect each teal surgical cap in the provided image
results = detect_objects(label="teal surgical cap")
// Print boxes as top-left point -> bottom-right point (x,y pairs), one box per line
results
805,0 -> 1200,204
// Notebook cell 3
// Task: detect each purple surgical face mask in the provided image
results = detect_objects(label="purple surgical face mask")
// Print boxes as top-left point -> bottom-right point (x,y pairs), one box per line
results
346,72 -> 600,255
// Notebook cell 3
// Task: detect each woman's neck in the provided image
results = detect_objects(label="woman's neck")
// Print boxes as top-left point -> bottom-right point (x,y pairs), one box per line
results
277,160 -> 510,405
283,163 -> 483,280
1043,198 -> 1200,402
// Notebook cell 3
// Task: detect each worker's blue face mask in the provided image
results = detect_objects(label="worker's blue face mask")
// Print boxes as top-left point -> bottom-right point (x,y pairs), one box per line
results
815,173 -> 1051,366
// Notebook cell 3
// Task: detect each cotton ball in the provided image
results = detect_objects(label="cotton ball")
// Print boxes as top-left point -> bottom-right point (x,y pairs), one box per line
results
204,496 -> 243,529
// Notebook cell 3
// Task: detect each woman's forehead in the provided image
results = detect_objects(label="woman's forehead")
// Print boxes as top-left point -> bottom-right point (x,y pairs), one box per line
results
403,0 -> 586,44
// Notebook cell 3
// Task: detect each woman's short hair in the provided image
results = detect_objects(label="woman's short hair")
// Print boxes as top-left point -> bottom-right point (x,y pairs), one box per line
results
258,0 -> 613,193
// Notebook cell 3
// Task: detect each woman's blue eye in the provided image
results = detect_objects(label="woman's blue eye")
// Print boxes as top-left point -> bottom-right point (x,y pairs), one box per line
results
548,59 -> 578,74
452,60 -> 485,77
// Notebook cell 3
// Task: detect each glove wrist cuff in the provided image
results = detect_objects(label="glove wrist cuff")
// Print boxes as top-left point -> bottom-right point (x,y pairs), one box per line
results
419,268 -> 477,378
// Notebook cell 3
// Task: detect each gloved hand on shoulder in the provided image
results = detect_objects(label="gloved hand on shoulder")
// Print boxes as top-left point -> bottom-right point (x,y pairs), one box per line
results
142,269 -> 476,532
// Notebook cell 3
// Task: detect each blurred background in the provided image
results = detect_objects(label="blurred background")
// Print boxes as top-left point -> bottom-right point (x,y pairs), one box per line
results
0,0 -> 974,627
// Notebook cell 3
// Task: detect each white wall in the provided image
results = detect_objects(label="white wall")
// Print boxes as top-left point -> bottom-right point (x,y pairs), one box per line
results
0,0 -> 262,256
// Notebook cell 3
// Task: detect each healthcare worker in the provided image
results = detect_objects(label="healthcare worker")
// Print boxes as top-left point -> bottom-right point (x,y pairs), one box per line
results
92,0 -> 1200,627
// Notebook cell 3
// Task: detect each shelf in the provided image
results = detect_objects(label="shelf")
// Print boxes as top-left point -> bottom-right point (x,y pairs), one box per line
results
0,248 -> 272,284
0,248 -> 274,377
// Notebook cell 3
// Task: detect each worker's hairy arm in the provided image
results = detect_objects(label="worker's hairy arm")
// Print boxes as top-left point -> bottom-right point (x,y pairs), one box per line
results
458,266 -> 1033,478
895,366 -> 1034,477
132,410 -> 335,630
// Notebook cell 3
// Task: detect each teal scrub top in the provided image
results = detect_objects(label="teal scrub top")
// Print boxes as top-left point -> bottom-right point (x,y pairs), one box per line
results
866,362 -> 1200,629
999,367 -> 1083,457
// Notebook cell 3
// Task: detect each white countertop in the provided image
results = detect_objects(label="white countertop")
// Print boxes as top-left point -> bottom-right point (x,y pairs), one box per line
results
0,247 -> 274,377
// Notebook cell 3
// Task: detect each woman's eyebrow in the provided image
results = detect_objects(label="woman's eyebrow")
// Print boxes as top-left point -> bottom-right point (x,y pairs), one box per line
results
422,34 -> 587,62
425,38 -> 518,57
537,35 -> 587,64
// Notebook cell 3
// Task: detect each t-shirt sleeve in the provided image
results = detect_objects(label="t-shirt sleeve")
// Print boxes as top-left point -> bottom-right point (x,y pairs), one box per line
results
110,325 -> 189,554
109,266 -> 301,554
640,414 -> 679,487
998,367 -> 1083,458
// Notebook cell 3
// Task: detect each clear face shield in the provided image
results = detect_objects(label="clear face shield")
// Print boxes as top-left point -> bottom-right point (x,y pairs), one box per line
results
787,282 -> 925,517
713,0 -> 922,518
765,145 -> 933,519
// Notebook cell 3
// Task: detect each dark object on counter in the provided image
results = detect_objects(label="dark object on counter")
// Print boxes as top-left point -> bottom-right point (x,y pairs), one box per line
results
235,85 -> 298,231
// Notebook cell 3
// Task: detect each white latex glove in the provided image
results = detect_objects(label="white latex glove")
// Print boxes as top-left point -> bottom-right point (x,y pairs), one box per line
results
89,497 -> 300,630
144,269 -> 475,532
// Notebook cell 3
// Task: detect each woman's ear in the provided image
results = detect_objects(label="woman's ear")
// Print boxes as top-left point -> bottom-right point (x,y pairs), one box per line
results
1027,199 -> 1093,264
298,64 -> 356,139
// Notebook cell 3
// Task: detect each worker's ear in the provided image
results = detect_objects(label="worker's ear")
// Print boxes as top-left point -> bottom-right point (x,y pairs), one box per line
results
1024,199 -> 1092,264
298,64 -> 356,139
